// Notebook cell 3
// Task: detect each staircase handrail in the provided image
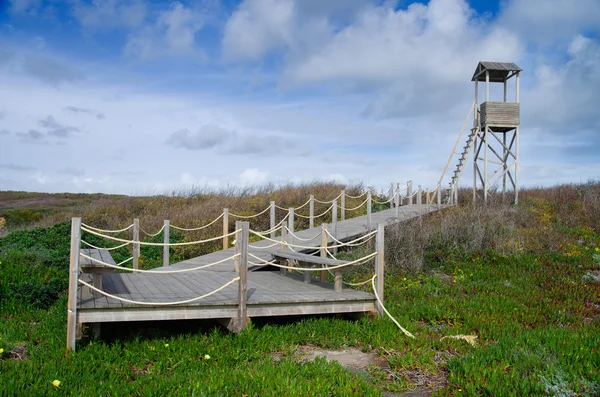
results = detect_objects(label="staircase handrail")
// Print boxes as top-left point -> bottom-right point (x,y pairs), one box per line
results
438,101 -> 476,186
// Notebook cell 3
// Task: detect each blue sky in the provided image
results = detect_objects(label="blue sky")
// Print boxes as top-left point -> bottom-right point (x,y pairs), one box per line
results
0,0 -> 599,194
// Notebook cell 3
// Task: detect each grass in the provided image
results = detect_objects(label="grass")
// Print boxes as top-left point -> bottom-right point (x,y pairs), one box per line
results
1,181 -> 599,395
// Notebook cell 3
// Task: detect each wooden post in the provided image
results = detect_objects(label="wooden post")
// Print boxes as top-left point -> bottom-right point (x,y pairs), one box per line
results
269,201 -> 275,239
309,195 -> 314,229
389,183 -> 394,209
474,80 -> 479,128
234,220 -> 240,272
320,223 -> 327,282
288,207 -> 294,233
280,225 -> 287,277
223,208 -> 229,250
407,180 -> 413,205
437,183 -> 442,209
394,191 -> 400,217
416,185 -> 422,206
163,220 -> 170,267
331,200 -> 338,255
425,188 -> 430,205
515,72 -> 520,205
375,223 -> 385,316
67,217 -> 81,351
485,69 -> 489,102
334,270 -> 342,292
232,221 -> 249,333
367,190 -> 372,231
340,190 -> 345,221
133,218 -> 139,270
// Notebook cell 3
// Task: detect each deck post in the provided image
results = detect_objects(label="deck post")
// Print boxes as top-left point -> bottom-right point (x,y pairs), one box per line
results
234,220 -> 240,272
375,223 -> 385,316
309,195 -> 314,229
389,183 -> 394,209
340,190 -> 345,221
416,185 -> 422,206
288,207 -> 294,233
367,190 -> 372,231
67,217 -> 81,351
320,223 -> 328,282
334,270 -> 342,292
163,220 -> 170,267
133,218 -> 139,269
269,201 -> 275,239
280,225 -> 287,277
407,180 -> 413,205
331,200 -> 338,254
223,208 -> 229,250
231,221 -> 249,333
394,191 -> 400,218
437,183 -> 442,209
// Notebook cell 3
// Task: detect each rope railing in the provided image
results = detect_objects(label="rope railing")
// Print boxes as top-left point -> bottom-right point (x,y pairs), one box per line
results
341,197 -> 369,211
170,213 -> 224,231
372,194 -> 396,205
248,252 -> 377,271
80,252 -> 240,273
81,223 -> 134,233
140,224 -> 165,237
283,226 -> 322,242
344,191 -> 368,199
81,226 -> 239,247
324,229 -> 377,247
274,197 -> 312,211
78,276 -> 240,306
249,228 -> 376,250
230,205 -> 271,219
313,192 -> 343,204
248,241 -> 280,249
81,240 -> 131,251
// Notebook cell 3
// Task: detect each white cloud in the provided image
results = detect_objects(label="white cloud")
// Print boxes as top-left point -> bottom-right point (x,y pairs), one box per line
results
125,2 -> 204,59
73,0 -> 147,29
239,168 -> 268,185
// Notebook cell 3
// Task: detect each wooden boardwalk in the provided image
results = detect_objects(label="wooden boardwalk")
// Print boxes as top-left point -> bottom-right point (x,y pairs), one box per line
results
75,204 -> 440,332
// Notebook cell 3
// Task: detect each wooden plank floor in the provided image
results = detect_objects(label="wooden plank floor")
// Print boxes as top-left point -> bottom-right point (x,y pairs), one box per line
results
77,203 -> 441,324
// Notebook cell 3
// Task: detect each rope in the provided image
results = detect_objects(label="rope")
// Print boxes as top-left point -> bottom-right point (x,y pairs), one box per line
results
284,226 -> 322,242
79,252 -> 240,273
249,229 -> 377,250
401,191 -> 419,199
372,194 -> 396,205
345,191 -> 367,199
78,276 -> 240,306
81,223 -> 134,233
81,226 -> 239,247
324,229 -> 377,247
313,204 -> 333,219
248,241 -> 280,249
230,205 -> 271,219
372,275 -> 415,338
313,192 -> 342,204
140,224 -> 165,237
257,213 -> 289,235
341,197 -> 369,211
248,252 -> 377,271
273,198 -> 312,212
81,240 -> 131,251
170,213 -> 224,231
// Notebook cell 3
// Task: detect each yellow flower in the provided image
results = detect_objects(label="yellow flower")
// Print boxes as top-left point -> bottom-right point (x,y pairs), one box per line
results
595,247 -> 599,252
204,354 -> 210,360
0,348 -> 4,354
164,344 -> 169,347
52,380 -> 61,388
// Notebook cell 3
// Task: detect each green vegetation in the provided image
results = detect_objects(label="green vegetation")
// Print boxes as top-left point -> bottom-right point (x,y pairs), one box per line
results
1,182 -> 599,395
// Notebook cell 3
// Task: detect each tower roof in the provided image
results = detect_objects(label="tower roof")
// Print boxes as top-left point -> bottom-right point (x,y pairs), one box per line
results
472,61 -> 522,82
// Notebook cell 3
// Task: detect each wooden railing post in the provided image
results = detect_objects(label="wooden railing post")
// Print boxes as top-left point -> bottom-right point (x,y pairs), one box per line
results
67,217 -> 81,351
416,185 -> 422,206
234,220 -> 240,272
375,223 -> 385,316
437,183 -> 442,209
340,190 -> 346,221
331,199 -> 338,254
395,191 -> 400,218
163,220 -> 170,267
280,225 -> 287,277
133,218 -> 139,269
232,221 -> 249,333
288,207 -> 294,233
425,188 -> 430,205
454,185 -> 459,205
389,183 -> 394,209
269,201 -> 275,239
367,190 -> 372,231
307,195 -> 314,229
320,223 -> 328,282
223,208 -> 229,250
407,180 -> 413,205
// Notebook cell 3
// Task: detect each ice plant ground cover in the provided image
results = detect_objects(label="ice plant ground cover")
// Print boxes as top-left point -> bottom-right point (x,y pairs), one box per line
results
0,182 -> 599,395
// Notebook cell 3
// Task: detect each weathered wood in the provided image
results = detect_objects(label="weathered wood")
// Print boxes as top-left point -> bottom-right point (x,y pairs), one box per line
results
334,270 -> 342,292
67,217 -> 81,351
389,183 -> 394,209
331,200 -> 338,254
230,221 -> 249,333
234,220 -> 240,272
133,218 -> 139,270
437,184 -> 442,209
280,225 -> 287,277
163,220 -> 170,267
270,250 -> 349,266
309,195 -> 314,229
367,191 -> 372,231
394,191 -> 400,217
480,102 -> 520,126
375,223 -> 384,316
270,201 -> 276,239
407,180 -> 412,205
288,207 -> 294,232
340,190 -> 345,221
320,223 -> 327,282
223,208 -> 229,250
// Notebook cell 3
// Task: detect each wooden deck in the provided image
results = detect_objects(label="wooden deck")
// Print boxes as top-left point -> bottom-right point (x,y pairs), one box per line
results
76,204 -> 440,327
